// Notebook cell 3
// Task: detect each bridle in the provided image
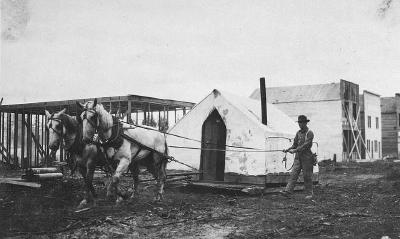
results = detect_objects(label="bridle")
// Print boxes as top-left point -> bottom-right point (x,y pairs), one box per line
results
82,106 -> 120,144
47,114 -> 75,150
48,114 -> 64,138
82,108 -> 100,133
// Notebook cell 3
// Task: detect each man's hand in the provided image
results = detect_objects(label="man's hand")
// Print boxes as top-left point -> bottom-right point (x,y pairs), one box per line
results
288,149 -> 297,154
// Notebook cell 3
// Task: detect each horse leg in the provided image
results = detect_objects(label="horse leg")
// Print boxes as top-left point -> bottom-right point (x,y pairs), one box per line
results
153,154 -> 167,202
77,165 -> 90,209
85,158 -> 97,206
108,156 -> 130,205
129,161 -> 140,200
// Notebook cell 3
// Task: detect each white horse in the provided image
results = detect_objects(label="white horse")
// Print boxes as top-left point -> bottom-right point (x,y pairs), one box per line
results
79,99 -> 168,203
45,107 -> 109,209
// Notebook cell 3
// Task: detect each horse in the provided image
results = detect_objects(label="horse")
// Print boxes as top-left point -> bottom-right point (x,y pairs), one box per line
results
78,99 -> 168,204
45,107 -> 110,209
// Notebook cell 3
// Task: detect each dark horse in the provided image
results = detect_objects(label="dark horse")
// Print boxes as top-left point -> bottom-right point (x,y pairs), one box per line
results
45,107 -> 109,208
79,99 -> 168,204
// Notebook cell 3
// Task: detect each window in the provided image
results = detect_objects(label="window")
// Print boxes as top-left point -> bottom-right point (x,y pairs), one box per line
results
353,103 -> 357,119
398,113 -> 400,127
379,142 -> 381,158
374,140 -> 378,152
368,116 -> 371,128
376,117 -> 379,129
367,140 -> 370,151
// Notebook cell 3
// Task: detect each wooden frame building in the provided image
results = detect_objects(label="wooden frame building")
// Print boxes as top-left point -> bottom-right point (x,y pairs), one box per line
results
0,94 -> 194,169
250,79 -> 361,162
359,91 -> 382,160
381,94 -> 400,159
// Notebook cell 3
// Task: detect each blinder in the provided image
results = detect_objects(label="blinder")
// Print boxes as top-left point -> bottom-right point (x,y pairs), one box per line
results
82,108 -> 100,131
47,114 -> 64,137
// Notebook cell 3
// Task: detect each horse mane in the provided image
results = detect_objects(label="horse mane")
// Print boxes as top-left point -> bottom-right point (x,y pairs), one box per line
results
57,112 -> 79,134
95,103 -> 113,130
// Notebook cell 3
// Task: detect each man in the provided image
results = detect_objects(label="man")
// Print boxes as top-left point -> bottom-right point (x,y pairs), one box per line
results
281,115 -> 315,199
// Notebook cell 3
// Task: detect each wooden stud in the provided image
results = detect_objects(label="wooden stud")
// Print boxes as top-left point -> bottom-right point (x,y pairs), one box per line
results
158,110 -> 161,131
21,113 -> 25,168
127,100 -> 132,123
34,115 -> 38,165
27,114 -> 32,168
45,114 -> 49,166
0,112 -> 3,162
41,115 -> 44,154
13,113 -> 19,167
7,113 -> 11,164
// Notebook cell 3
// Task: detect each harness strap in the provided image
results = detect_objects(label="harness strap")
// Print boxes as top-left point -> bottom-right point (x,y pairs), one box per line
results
101,117 -> 124,149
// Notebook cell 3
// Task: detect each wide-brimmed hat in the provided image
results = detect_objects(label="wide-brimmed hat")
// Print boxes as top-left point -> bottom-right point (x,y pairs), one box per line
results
297,115 -> 310,123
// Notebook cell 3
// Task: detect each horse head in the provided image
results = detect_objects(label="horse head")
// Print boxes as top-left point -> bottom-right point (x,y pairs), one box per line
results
79,99 -> 113,143
45,108 -> 67,152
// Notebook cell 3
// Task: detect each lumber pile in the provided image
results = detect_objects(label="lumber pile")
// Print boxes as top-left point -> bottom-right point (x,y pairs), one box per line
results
22,167 -> 63,181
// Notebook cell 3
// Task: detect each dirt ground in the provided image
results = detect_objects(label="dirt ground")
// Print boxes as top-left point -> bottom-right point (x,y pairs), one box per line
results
1,161 -> 400,239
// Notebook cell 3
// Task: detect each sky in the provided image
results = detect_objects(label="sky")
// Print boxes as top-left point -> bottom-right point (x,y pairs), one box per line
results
1,0 -> 400,105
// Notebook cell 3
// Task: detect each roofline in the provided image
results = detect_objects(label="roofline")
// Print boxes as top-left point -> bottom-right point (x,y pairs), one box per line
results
363,90 -> 380,97
264,81 -> 340,90
0,94 -> 195,114
270,99 -> 341,104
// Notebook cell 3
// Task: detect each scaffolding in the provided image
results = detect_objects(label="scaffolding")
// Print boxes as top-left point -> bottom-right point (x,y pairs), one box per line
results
0,94 -> 194,169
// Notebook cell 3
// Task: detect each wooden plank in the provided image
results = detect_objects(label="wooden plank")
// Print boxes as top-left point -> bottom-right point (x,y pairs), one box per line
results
0,177 -> 41,188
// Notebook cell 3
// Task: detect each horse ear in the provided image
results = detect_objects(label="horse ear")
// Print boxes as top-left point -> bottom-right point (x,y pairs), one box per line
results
60,108 -> 67,114
45,110 -> 51,118
93,98 -> 97,107
76,101 -> 84,110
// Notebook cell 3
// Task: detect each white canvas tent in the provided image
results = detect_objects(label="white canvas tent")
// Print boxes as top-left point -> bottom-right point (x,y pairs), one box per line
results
167,89 -> 318,184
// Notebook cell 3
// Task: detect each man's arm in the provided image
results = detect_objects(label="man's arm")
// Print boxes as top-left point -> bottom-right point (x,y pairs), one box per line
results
284,132 -> 298,152
290,130 -> 314,153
